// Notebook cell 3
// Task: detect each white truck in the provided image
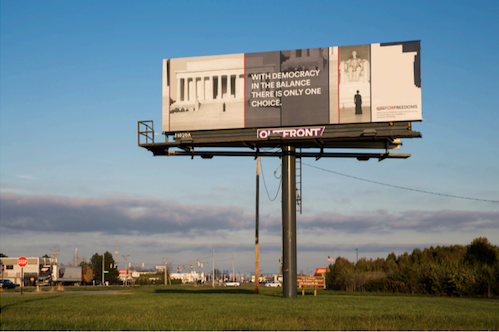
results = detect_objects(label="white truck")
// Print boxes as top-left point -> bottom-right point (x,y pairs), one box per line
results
38,265 -> 82,286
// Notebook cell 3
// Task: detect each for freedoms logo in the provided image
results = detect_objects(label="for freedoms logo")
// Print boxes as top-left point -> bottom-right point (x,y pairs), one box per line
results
377,105 -> 418,110
257,126 -> 325,139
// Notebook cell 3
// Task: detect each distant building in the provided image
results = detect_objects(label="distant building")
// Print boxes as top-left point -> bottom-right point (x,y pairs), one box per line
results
170,271 -> 204,283
0,256 -> 54,285
119,269 -> 157,282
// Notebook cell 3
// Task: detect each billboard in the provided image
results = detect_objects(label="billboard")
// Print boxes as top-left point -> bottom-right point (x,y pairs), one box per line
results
162,41 -> 421,133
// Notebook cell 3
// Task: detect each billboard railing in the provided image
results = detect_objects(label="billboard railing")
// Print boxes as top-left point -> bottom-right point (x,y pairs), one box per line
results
138,121 -> 155,145
138,120 -> 420,161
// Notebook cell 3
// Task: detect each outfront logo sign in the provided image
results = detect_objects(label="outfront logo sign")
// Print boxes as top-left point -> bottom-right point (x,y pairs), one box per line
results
257,126 -> 325,139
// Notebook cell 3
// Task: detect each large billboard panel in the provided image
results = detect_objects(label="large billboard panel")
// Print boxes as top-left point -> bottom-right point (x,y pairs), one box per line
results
162,41 -> 421,132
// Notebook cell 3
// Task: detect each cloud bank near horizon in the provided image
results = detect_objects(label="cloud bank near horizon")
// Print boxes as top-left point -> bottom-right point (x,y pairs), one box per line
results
1,192 -> 498,237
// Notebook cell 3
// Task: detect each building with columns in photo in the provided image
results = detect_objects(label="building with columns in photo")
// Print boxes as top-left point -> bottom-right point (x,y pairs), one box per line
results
169,58 -> 244,113
163,56 -> 246,131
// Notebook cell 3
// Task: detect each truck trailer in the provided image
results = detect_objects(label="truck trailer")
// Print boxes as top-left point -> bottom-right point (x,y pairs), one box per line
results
53,266 -> 82,286
38,265 -> 82,286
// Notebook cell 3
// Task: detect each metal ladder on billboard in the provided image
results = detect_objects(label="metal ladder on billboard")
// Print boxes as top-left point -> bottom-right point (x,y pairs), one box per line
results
296,148 -> 302,215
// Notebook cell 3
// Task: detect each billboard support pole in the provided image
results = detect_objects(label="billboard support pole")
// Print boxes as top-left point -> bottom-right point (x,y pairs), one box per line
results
255,156 -> 260,294
282,146 -> 297,298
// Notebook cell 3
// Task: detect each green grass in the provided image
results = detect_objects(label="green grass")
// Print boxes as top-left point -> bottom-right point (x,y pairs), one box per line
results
1,285 -> 498,330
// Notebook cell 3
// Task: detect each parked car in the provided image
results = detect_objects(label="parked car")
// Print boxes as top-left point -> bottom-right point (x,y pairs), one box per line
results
265,281 -> 281,287
0,279 -> 17,289
86,280 -> 104,286
223,281 -> 240,287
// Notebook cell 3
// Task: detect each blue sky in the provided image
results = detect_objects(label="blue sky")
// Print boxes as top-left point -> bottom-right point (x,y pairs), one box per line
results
1,0 -> 498,276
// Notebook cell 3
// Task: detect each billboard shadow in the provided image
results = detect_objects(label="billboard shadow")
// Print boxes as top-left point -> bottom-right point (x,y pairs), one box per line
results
154,287 -> 280,297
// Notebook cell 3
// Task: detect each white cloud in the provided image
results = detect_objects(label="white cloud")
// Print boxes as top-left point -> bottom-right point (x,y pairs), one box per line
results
15,175 -> 34,180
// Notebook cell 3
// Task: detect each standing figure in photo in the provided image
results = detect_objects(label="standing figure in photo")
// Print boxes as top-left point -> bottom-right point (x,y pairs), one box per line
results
336,44 -> 371,124
354,90 -> 362,114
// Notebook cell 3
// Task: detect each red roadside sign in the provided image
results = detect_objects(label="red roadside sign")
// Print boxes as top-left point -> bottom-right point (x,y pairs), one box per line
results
18,256 -> 28,267
1,264 -> 4,272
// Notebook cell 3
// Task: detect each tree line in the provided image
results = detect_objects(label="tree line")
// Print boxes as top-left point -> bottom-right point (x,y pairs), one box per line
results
325,237 -> 498,297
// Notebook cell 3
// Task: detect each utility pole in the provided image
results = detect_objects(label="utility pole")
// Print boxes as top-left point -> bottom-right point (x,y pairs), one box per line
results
163,258 -> 168,286
102,254 -> 105,285
255,155 -> 260,294
50,248 -> 60,260
232,252 -> 235,282
356,248 -> 358,264
114,241 -> 119,268
122,254 -> 130,286
212,249 -> 215,288
74,248 -> 77,266
50,248 -> 59,266
197,257 -> 200,280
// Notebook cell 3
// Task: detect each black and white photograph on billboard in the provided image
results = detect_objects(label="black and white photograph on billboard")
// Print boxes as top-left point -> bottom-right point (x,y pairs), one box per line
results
279,48 -> 329,127
162,41 -> 422,132
337,44 -> 371,124
163,53 -> 245,132
244,51 -> 282,128
328,46 -> 339,123
161,59 -> 170,132
371,41 -> 422,122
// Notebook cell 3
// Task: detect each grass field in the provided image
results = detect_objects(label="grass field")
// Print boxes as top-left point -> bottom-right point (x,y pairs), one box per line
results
1,284 -> 498,330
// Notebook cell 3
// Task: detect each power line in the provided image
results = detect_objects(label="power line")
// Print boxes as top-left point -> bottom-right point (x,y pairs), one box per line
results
303,162 -> 499,203
260,158 -> 281,201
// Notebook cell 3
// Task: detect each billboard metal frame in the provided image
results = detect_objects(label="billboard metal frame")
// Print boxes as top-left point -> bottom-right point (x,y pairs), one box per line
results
139,121 -> 421,160
138,120 -> 422,297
